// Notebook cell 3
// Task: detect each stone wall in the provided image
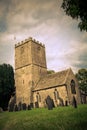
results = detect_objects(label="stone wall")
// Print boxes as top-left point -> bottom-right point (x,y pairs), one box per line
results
15,65 -> 32,105
33,85 -> 68,108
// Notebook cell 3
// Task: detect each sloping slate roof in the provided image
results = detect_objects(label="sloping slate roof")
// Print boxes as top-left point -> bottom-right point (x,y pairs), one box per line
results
33,68 -> 70,91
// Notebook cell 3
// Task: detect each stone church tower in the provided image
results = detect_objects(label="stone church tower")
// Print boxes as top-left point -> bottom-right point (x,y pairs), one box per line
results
15,37 -> 47,105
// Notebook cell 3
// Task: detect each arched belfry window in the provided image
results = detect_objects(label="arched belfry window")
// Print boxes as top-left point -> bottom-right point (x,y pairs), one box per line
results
36,92 -> 41,102
70,80 -> 76,94
54,89 -> 59,100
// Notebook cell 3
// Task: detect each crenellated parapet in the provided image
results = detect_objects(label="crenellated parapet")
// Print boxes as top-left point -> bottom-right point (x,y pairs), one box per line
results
15,37 -> 45,48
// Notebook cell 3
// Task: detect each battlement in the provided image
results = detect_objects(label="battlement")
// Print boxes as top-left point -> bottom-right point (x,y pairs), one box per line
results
15,37 -> 45,48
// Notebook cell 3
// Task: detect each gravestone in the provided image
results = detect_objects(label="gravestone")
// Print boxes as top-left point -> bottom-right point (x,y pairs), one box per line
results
14,104 -> 18,111
8,95 -> 16,112
18,102 -> 22,111
22,103 -> 27,110
35,102 -> 39,108
72,96 -> 77,108
30,103 -> 34,108
65,100 -> 68,106
28,105 -> 31,110
46,95 -> 54,110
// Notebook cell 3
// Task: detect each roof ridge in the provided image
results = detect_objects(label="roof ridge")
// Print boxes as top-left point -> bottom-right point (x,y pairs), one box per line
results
64,68 -> 71,83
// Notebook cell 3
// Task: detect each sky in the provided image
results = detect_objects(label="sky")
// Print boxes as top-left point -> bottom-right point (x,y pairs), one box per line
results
0,0 -> 87,73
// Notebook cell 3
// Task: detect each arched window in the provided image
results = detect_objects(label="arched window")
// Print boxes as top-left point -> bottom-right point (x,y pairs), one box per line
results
36,92 -> 41,102
54,89 -> 59,100
70,80 -> 76,94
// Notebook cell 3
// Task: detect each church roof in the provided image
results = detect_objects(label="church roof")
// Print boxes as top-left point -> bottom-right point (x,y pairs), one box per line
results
33,68 -> 71,91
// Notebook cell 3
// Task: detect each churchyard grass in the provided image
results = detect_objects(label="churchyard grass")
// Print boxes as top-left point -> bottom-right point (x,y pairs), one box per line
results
0,104 -> 87,130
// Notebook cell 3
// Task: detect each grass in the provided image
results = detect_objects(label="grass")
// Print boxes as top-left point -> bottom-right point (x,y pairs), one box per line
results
0,104 -> 87,130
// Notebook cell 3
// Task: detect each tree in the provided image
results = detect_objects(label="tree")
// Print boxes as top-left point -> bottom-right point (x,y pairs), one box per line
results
0,64 -> 15,110
61,0 -> 87,31
47,70 -> 55,74
76,69 -> 87,95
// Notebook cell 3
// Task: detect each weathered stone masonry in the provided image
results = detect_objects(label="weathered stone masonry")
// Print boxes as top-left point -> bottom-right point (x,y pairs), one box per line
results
15,37 -> 81,108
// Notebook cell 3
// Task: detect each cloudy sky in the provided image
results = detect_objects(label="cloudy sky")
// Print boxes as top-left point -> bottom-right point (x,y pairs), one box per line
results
0,0 -> 87,73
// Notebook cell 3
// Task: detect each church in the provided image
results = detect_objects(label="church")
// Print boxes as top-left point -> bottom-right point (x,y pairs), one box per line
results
15,37 -> 81,108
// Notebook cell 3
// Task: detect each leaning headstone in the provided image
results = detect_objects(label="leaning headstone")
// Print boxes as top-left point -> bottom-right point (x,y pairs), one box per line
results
22,103 -> 27,110
8,95 -> 16,112
27,105 -> 31,110
8,102 -> 14,112
14,104 -> 18,111
8,103 -> 11,112
18,102 -> 22,111
46,95 -> 53,110
72,96 -> 77,108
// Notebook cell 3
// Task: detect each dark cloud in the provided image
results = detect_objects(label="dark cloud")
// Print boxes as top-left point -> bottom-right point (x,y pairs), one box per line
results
0,0 -> 60,33
0,18 -> 7,32
0,0 -> 87,72
68,42 -> 87,71
0,0 -> 13,32
32,0 -> 58,20
73,60 -> 87,70
77,52 -> 87,69
0,0 -> 11,8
